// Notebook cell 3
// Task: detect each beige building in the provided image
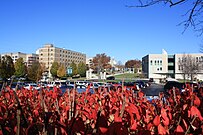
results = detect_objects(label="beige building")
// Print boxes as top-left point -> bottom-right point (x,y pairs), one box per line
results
142,50 -> 203,83
26,53 -> 39,67
1,52 -> 39,67
1,52 -> 27,63
37,44 -> 86,75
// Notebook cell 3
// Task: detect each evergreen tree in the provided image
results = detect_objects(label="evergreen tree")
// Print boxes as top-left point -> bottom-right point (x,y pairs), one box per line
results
70,62 -> 78,76
50,61 -> 59,78
78,62 -> 87,77
14,57 -> 27,77
0,55 -> 15,79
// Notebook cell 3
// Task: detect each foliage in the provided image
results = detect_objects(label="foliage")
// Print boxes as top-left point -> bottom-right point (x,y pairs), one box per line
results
0,55 -> 15,79
27,62 -> 45,82
57,64 -> 66,78
125,59 -> 141,68
92,53 -> 111,73
70,62 -> 78,76
0,84 -> 202,134
125,59 -> 142,73
116,60 -> 125,70
14,58 -> 27,78
50,61 -> 59,78
78,62 -> 87,77
130,0 -> 203,35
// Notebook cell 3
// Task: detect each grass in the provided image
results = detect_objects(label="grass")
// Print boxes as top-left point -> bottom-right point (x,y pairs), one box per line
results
114,73 -> 139,80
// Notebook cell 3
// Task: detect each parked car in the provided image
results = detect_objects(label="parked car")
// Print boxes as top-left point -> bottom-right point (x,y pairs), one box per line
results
106,76 -> 115,80
164,81 -> 185,92
135,80 -> 146,89
24,83 -> 40,90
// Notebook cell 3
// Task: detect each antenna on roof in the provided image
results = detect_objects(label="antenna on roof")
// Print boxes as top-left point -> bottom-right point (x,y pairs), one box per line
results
162,49 -> 167,54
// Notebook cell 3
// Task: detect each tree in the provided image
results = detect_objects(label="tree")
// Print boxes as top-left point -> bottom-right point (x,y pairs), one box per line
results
115,61 -> 125,72
78,62 -> 87,77
0,55 -> 15,79
57,64 -> 66,78
70,62 -> 78,76
27,62 -> 45,82
50,61 -> 59,78
92,53 -> 111,73
178,54 -> 202,81
125,59 -> 142,73
14,58 -> 27,78
130,0 -> 203,35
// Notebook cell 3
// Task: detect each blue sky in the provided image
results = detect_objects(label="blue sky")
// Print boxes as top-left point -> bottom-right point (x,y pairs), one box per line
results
0,0 -> 202,64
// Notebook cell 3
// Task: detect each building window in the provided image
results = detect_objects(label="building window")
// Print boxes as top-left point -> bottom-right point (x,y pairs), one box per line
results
160,60 -> 162,65
155,60 -> 157,65
157,60 -> 159,65
160,67 -> 162,71
150,60 -> 153,65
157,68 -> 159,71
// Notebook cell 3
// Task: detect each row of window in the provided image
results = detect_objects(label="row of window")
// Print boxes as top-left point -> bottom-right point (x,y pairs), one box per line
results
157,67 -> 162,71
40,53 -> 84,60
40,58 -> 84,63
40,49 -> 84,56
150,60 -> 163,65
47,60 -> 83,66
178,56 -> 203,63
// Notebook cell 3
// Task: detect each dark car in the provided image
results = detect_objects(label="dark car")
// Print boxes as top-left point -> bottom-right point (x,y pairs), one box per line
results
164,81 -> 185,92
106,76 -> 115,80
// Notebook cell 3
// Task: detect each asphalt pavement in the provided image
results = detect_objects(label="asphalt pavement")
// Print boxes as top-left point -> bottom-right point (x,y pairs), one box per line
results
142,83 -> 165,96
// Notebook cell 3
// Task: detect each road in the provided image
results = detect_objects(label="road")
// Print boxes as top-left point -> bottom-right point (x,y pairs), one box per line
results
142,83 -> 165,96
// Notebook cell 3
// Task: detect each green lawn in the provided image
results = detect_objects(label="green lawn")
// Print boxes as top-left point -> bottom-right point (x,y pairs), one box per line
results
114,73 -> 139,80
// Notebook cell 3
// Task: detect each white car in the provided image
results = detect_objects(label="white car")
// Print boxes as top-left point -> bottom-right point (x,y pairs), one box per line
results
24,83 -> 40,90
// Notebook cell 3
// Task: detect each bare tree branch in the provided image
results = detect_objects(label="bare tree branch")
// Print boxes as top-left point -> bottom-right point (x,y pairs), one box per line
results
127,0 -> 203,35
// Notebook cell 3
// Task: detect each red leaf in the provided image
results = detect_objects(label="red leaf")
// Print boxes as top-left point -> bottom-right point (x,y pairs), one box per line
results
153,115 -> 160,126
5,92 -> 10,100
114,110 -> 122,122
128,103 -> 141,120
194,95 -> 201,107
138,91 -> 144,98
99,127 -> 108,134
158,124 -> 167,135
161,108 -> 170,126
33,110 -> 39,116
86,84 -> 91,93
162,116 -> 170,126
190,106 -> 203,120
130,120 -> 137,130
183,104 -> 188,110
175,125 -> 184,133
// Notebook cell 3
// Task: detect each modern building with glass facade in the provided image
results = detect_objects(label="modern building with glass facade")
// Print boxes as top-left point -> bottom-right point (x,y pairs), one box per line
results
142,50 -> 203,82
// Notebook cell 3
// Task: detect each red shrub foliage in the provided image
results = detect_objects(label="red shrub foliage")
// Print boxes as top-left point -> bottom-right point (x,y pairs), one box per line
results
0,85 -> 202,135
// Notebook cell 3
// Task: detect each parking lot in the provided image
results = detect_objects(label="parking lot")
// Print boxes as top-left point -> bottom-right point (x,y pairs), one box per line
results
142,83 -> 165,96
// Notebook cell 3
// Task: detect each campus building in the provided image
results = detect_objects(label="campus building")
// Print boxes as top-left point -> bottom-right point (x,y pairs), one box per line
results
142,50 -> 203,83
0,52 -> 39,67
37,44 -> 86,76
